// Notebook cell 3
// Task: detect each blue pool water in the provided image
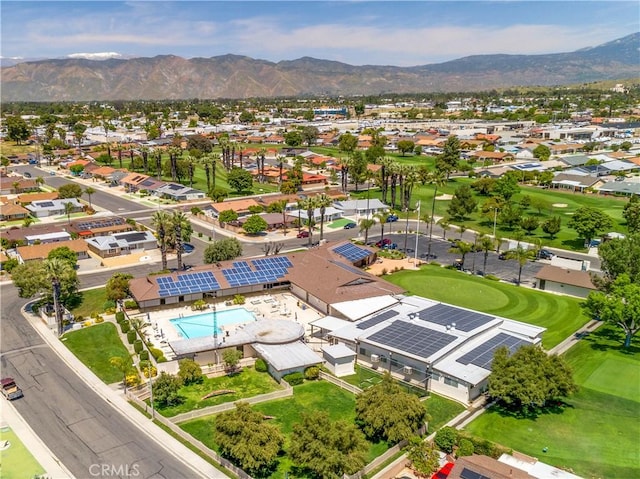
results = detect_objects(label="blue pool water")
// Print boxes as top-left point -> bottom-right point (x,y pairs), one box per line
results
170,308 -> 257,339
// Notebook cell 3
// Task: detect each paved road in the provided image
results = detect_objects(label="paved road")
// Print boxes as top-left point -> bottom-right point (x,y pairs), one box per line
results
0,284 -> 209,479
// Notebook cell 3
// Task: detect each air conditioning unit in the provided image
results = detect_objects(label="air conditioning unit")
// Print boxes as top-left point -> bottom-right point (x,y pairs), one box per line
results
370,354 -> 380,363
403,366 -> 413,375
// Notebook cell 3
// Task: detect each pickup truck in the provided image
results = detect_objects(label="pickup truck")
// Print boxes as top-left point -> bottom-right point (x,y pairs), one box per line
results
1,377 -> 24,400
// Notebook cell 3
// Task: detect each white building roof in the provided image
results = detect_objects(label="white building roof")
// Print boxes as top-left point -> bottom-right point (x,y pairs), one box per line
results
498,454 -> 583,479
25,231 -> 71,242
331,295 -> 399,321
322,343 -> 356,360
310,315 -> 353,331
334,199 -> 389,211
253,341 -> 321,372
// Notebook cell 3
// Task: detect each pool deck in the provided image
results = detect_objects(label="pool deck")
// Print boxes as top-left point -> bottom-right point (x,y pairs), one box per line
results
141,292 -> 324,359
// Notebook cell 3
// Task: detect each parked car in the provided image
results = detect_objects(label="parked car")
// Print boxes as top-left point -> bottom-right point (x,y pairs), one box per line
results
23,172 -> 32,178
296,231 -> 310,238
498,252 -> 508,260
1,377 -> 23,400
386,214 -> 399,223
343,222 -> 357,229
375,238 -> 392,248
537,249 -> 555,260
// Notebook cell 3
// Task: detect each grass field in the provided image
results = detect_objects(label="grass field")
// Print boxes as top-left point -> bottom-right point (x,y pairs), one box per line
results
155,367 -> 282,417
386,265 -> 589,349
465,325 -> 640,479
0,428 -> 46,479
181,380 -> 389,478
62,322 -> 131,384
70,287 -> 108,318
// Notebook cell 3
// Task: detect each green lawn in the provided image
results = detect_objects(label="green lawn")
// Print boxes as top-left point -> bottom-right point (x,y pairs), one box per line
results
0,427 -> 46,479
181,380 -> 389,478
386,265 -> 589,349
155,367 -> 283,417
61,322 -> 131,384
465,325 -> 640,479
70,287 -> 108,318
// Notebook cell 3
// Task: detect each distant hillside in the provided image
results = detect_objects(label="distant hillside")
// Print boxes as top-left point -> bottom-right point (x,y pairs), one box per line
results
1,33 -> 638,102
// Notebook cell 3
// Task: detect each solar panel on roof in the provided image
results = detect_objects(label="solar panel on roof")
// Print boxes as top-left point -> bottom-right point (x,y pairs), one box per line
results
357,310 -> 399,330
333,243 -> 371,262
416,303 -> 495,332
366,321 -> 457,359
330,260 -> 366,276
460,468 -> 490,479
456,333 -> 532,370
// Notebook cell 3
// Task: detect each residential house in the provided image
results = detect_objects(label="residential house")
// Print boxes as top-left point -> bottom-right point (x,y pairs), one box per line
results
0,202 -> 31,221
469,151 -> 515,164
26,198 -> 83,218
205,198 -> 262,219
120,173 -> 151,192
69,216 -> 134,238
16,192 -> 59,204
551,172 -> 600,192
156,183 -> 206,201
25,231 -> 72,245
86,231 -> 157,258
333,198 -> 389,218
0,178 -> 38,195
598,180 -> 640,197
15,238 -> 90,263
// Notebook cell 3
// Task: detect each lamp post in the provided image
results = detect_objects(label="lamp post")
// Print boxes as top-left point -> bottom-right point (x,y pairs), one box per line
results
388,352 -> 393,373
414,201 -> 421,265
212,291 -> 219,364
493,207 -> 498,237
147,362 -> 155,419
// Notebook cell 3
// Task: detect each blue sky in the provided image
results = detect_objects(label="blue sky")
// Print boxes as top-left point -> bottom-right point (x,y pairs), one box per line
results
1,1 -> 638,66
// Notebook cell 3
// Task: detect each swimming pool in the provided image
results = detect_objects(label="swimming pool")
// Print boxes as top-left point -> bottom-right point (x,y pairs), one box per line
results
170,308 -> 257,339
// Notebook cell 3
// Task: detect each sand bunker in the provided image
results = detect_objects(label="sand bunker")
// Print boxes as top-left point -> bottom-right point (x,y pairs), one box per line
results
552,203 -> 568,208
436,194 -> 453,201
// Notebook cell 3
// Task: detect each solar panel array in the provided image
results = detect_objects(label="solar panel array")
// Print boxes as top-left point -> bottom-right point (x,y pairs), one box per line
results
456,333 -> 532,370
333,243 -> 372,262
460,468 -> 490,479
357,310 -> 399,330
417,303 -> 495,332
75,217 -> 125,230
330,260 -> 366,276
367,321 -> 457,359
37,201 -> 55,207
222,257 -> 293,287
157,271 -> 220,297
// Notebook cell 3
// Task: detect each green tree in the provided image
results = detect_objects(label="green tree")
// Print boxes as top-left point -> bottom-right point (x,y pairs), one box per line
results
503,245 -> 534,285
47,246 -> 77,267
583,274 -> 640,348
498,202 -> 524,229
177,359 -> 203,385
290,411 -> 368,479
405,438 -> 440,477
243,214 -> 268,235
316,193 -> 333,241
359,218 -> 376,244
301,126 -> 320,147
479,235 -> 497,275
355,373 -> 426,443
152,372 -> 183,407
489,345 -> 577,414
58,183 -> 83,199
105,273 -> 133,301
208,187 -> 228,202
623,195 -> 640,234
396,139 -> 415,156
218,210 -> 239,224
447,185 -> 477,220
214,402 -> 284,476
109,356 -> 134,392
597,233 -> 640,285
567,206 -> 614,246
238,110 -> 256,123
227,167 -> 253,193
338,132 -> 358,154
222,349 -> 243,371
533,144 -> 551,161
542,216 -> 562,239
449,240 -> 473,270
5,116 -> 31,144
63,201 -> 75,224
493,174 -> 520,201
169,210 -> 190,271
434,426 -> 458,453
471,177 -> 496,196
203,238 -> 243,263
436,135 -> 460,179
284,130 -> 303,147
69,164 -> 85,175
520,216 -> 539,235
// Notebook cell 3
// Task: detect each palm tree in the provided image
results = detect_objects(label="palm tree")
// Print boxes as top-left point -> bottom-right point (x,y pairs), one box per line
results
170,210 -> 190,270
152,211 -> 171,270
168,146 -> 182,182
155,149 -> 163,181
299,197 -> 317,246
184,154 -> 197,188
257,147 -> 267,183
115,142 -> 124,169
316,193 -> 333,241
374,211 -> 391,245
35,176 -> 45,188
437,217 -> 451,240
276,155 -> 285,185
140,146 -> 150,175
359,218 -> 376,244
449,240 -> 473,270
479,234 -> 497,275
44,257 -> 75,336
84,187 -> 95,209
270,199 -> 289,235
23,217 -> 34,228
63,201 -> 74,224
505,245 -> 532,286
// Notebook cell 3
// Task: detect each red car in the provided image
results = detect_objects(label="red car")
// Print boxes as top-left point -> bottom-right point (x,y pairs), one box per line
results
297,231 -> 310,238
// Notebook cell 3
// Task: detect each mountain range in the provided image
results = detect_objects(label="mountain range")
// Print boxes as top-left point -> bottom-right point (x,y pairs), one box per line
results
1,33 -> 638,102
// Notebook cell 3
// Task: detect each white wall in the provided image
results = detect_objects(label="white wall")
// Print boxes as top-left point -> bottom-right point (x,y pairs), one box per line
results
540,280 -> 592,299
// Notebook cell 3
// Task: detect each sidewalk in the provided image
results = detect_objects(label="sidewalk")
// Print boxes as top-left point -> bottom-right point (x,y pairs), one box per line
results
21,305 -> 228,479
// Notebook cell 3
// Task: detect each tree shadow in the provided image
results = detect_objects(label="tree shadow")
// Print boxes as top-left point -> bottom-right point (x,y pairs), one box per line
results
582,326 -> 640,355
559,238 -> 586,250
491,400 -> 575,420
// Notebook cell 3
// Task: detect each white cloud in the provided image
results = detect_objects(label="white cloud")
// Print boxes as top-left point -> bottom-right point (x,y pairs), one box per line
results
67,52 -> 124,60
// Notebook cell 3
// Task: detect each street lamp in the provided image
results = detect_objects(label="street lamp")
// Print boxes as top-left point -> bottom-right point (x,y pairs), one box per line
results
414,201 -> 421,265
493,207 -> 498,237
